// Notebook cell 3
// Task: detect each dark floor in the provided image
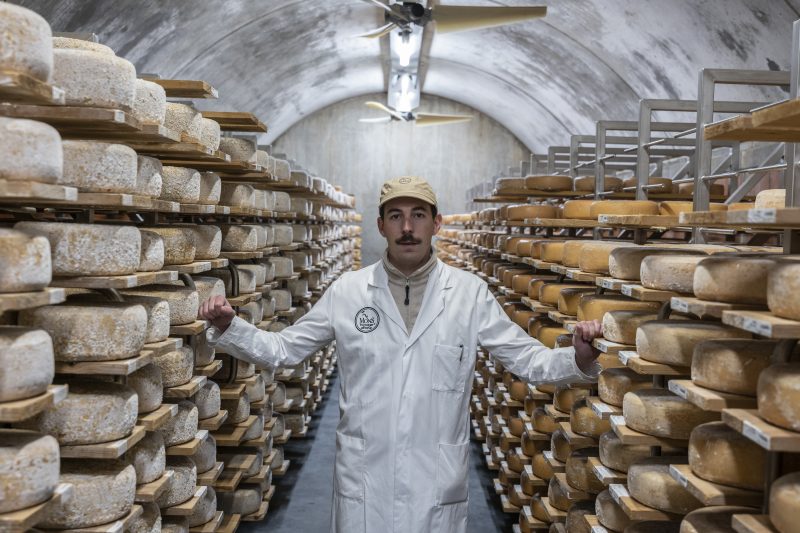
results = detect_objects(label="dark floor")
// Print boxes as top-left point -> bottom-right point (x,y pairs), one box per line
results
239,374 -> 516,533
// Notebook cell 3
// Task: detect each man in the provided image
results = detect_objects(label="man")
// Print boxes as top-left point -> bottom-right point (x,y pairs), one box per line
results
201,176 -> 603,533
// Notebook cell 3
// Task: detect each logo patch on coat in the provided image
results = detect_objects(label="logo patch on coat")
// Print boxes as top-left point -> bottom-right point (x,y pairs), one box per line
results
354,307 -> 380,333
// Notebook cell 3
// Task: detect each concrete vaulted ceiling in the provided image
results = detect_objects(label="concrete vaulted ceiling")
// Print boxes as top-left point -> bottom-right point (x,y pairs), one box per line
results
12,0 -> 800,153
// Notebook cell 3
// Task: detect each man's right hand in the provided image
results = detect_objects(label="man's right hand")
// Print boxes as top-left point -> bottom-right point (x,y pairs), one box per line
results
199,295 -> 236,333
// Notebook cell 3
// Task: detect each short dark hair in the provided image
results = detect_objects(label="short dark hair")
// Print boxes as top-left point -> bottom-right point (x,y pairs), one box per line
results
379,202 -> 437,219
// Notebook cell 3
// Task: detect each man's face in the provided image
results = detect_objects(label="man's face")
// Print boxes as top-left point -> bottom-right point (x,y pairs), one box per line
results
377,197 -> 442,265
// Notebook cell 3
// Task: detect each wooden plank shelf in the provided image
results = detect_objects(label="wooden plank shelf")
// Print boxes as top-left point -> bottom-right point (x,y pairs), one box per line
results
610,415 -> 687,448
618,351 -> 689,376
272,459 -> 291,476
219,452 -> 258,474
525,217 -> 601,228
670,296 -> 765,319
228,292 -> 261,306
722,309 -> 800,338
213,416 -> 258,447
668,380 -> 756,412
241,501 -> 269,522
596,277 -> 627,291
554,472 -> 592,501
189,510 -> 224,533
208,258 -> 230,269
593,338 -> 633,355
166,430 -> 209,456
162,486 -> 209,517
586,397 -> 622,419
669,464 -> 762,506
558,422 -> 596,447
219,251 -> 263,260
550,265 -> 569,275
538,496 -> 567,523
214,469 -> 243,493
178,203 -> 217,215
143,337 -> 183,356
58,504 -> 143,533
722,409 -> 800,452
0,69 -> 65,105
732,514 -> 778,533
547,310 -> 577,324
566,269 -> 601,283
588,457 -> 626,486
0,483 -> 73,533
542,450 -> 566,473
51,269 -> 177,289
60,425 -> 146,459
196,462 -> 225,487
0,287 -> 66,313
218,384 -> 246,401
217,513 -> 241,533
274,429 -> 292,445
242,464 -> 272,485
609,483 -> 680,521
620,284 -> 679,302
240,431 -> 270,449
597,214 -> 681,228
54,351 -> 153,376
583,515 -> 608,533
752,98 -> 800,128
678,208 -> 800,228
163,261 -> 213,274
0,384 -> 68,423
705,113 -> 800,142
144,78 -> 218,99
22,192 -> 179,212
134,470 -> 174,503
201,111 -> 267,133
137,403 -> 178,431
520,297 -> 555,314
163,375 -> 207,399
195,359 -> 223,377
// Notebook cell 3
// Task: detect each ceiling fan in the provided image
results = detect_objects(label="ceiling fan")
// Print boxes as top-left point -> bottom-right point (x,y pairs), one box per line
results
358,0 -> 548,38
359,101 -> 473,127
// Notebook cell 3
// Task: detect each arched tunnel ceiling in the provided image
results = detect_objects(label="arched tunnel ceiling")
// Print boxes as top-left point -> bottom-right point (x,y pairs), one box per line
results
12,0 -> 800,153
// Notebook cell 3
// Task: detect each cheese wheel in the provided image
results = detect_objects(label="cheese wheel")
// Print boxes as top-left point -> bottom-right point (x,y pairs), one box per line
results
243,412 -> 265,441
20,301 -> 147,361
552,426 -> 594,463
157,456 -> 197,508
640,255 -> 706,293
162,401 -> 199,447
574,176 -> 622,192
15,221 -> 141,276
636,320 -> 750,366
623,389 -> 720,439
596,489 -> 631,531
0,430 -> 59,513
193,434 -> 217,474
239,263 -> 267,286
193,381 -> 221,420
578,241 -> 637,274
189,486 -> 217,527
681,506 -> 761,533
755,188 -> 785,209
138,230 -> 165,272
199,172 -> 221,204
609,247 -> 708,281
767,259 -> 800,321
598,368 -> 652,407
273,192 -> 291,212
601,311 -> 657,345
53,49 -> 136,109
118,295 -> 169,344
628,457 -> 702,514
220,183 -> 255,208
127,362 -> 163,413
208,266 -> 257,294
254,189 -> 270,211
162,520 -> 190,533
622,177 -> 674,193
525,175 -> 573,191
218,488 -> 261,515
563,240 -> 591,267
240,300 -> 265,324
589,200 -> 659,218
541,242 -> 567,263
512,274 -> 536,295
193,118 -> 221,151
0,117 -> 62,184
563,200 -> 595,219
693,255 -> 776,304
219,137 -> 257,162
678,182 -> 724,196
121,285 -> 199,325
129,430 -> 166,484
165,103 -> 199,135
0,229 -> 51,293
129,501 -> 161,533
506,204 -> 558,221
537,326 -> 569,348
181,225 -> 221,260
140,227 -> 195,266
291,198 -> 310,215
539,283 -> 588,305
19,380 -> 137,445
557,288 -> 595,315
565,500 -> 595,533
52,37 -> 114,56
153,346 -> 194,388
192,276 -> 226,304
689,422 -> 764,490
532,407 -> 559,434
0,4 -> 53,81
566,447 -> 603,494
222,393 -> 251,424
0,327 -> 54,402
578,294 -> 661,322
496,177 -> 526,190
571,399 -> 611,438
221,225 -> 259,252
161,166 -> 201,203
531,453 -> 556,482
659,202 -> 727,216
40,460 -> 136,529
132,79 -> 166,125
691,339 -> 778,396
599,431 -> 652,473
554,386 -> 592,413
757,363 -> 800,432
770,472 -> 800,533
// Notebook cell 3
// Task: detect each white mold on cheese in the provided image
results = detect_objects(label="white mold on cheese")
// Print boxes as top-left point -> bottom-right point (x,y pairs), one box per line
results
0,429 -> 60,514
53,49 -> 136,109
0,117 -> 62,184
0,4 -> 53,81
0,228 -> 52,293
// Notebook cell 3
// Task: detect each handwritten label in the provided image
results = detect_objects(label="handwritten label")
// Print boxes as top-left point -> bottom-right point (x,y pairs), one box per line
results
610,415 -> 626,427
609,483 -> 629,503
671,298 -> 689,313
593,401 -> 613,413
741,317 -> 772,337
671,466 -> 689,488
621,285 -> 634,297
619,351 -> 635,364
748,208 -> 776,224
543,451 -> 555,461
742,421 -> 770,449
594,465 -> 617,480
669,381 -> 687,398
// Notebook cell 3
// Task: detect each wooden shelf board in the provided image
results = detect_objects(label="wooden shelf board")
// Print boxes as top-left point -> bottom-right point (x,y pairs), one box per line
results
704,113 -> 800,142
145,78 -> 218,98
670,296 -> 765,319
217,513 -> 241,533
196,462 -> 225,487
219,452 -> 258,473
0,69 -> 65,104
596,277 -> 627,291
218,383 -> 246,401
143,337 -> 183,356
58,504 -> 143,533
163,261 -> 213,274
620,284 -> 679,302
228,292 -> 261,306
751,98 -> 800,128
547,310 -> 577,324
610,415 -> 687,447
219,251 -> 263,260
201,111 -> 268,133
609,483 -> 681,522
722,309 -> 800,338
194,359 -> 223,377
0,287 -> 66,313
586,397 -> 622,419
60,425 -> 146,459
162,486 -> 209,517
668,380 -> 756,412
565,269 -> 601,283
134,470 -> 174,503
593,338 -> 633,355
539,496 -> 567,522
178,203 -> 217,215
0,483 -> 73,532
169,320 -> 209,336
164,375 -> 207,399
722,408 -> 800,452
553,472 -> 592,501
55,351 -> 153,376
208,258 -> 229,269
558,422 -> 597,447
669,464 -> 762,506
0,384 -> 68,423
52,269 -> 178,289
732,514 -> 778,533
618,351 -> 689,376
137,403 -> 178,431
241,500 -> 269,522
166,430 -> 209,456
525,217 -> 601,228
189,510 -> 224,533
587,457 -> 626,486
598,214 -> 681,228
214,470 -> 243,493
274,429 -> 293,445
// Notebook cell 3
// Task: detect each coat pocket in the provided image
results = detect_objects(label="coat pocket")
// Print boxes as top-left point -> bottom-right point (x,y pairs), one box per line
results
436,441 -> 470,505
334,431 -> 366,501
432,343 -> 465,392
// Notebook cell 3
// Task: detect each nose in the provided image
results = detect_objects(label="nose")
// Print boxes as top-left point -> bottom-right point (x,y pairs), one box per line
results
402,216 -> 414,233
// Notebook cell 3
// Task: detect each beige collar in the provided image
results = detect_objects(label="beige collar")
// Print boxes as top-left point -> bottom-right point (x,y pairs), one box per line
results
382,248 -> 437,281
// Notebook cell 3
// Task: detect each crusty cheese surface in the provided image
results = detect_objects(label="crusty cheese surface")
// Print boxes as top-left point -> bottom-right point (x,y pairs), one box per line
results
132,79 -> 167,125
221,225 -> 259,252
129,430 -> 166,484
0,430 -> 60,513
506,204 -> 557,220
192,434 -> 217,474
578,294 -> 661,322
193,381 -> 221,420
609,247 -> 708,281
53,49 -> 136,109
571,399 -> 611,438
767,258 -> 800,321
184,225 -> 221,260
220,183 -> 255,208
0,327 -> 54,402
691,339 -> 777,396
199,172 -> 221,204
127,362 -> 163,414
623,389 -> 719,439
0,228 -> 52,292
138,229 -> 165,272
160,166 -> 201,203
577,241 -> 637,273
693,255 -> 776,304
188,486 -> 217,527
598,367 -> 652,407
595,489 -> 631,531
193,118 -> 221,151
758,363 -> 800,432
589,200 -> 659,218
119,295 -> 170,343
122,284 -> 199,326
0,117 -> 62,184
165,103 -> 199,135
636,320 -> 750,366
565,447 -> 604,493
162,401 -> 199,447
601,310 -> 658,345
525,175 -> 574,191
52,36 -> 114,56
640,254 -> 706,293
219,137 -> 257,162
538,283 -> 588,305
140,227 -> 195,266
0,4 -> 53,82
61,140 -> 138,193
770,472 -> 800,533
627,456 -> 702,515
153,346 -> 194,388
562,200 -> 594,219
689,421 -> 765,490
157,456 -> 197,508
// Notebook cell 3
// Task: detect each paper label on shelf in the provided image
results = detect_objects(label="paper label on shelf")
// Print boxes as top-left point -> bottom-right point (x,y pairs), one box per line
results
742,421 -> 770,449
609,483 -> 629,503
741,317 -> 772,337
671,298 -> 689,313
610,415 -> 626,427
592,401 -> 614,415
747,208 -> 777,224
618,351 -> 635,364
668,381 -> 687,398
592,527 -> 611,533
671,465 -> 689,488
599,278 -> 618,289
543,451 -> 555,461
594,464 -> 617,480
621,284 -> 634,297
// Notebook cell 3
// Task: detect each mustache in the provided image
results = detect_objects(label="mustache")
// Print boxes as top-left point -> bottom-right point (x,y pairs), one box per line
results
396,235 -> 421,244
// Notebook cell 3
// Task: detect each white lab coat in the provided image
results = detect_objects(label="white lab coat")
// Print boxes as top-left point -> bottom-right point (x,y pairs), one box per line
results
207,259 -> 597,533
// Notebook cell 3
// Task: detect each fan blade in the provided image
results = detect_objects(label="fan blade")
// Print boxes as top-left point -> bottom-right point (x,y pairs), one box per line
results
414,113 -> 473,127
359,116 -> 394,124
360,0 -> 394,14
365,101 -> 405,120
432,5 -> 547,34
355,21 -> 398,39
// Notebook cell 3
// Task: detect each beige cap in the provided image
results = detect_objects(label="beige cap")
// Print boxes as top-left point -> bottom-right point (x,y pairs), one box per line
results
379,176 -> 438,208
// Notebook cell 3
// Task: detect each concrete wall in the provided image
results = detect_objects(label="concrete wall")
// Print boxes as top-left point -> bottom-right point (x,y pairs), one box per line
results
274,93 -> 527,266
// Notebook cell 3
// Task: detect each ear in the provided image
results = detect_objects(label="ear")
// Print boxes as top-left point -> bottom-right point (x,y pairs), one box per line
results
433,213 -> 443,235
377,216 -> 386,237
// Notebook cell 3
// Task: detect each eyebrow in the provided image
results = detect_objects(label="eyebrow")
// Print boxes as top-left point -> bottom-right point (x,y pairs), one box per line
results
387,207 -> 427,214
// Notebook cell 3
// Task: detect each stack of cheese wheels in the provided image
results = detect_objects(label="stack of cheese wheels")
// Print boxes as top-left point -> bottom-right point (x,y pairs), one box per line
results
132,78 -> 167,125
622,176 -> 674,193
0,429 -> 61,514
495,177 -> 526,191
0,117 -> 63,185
0,4 -> 53,82
525,175 -> 574,192
636,320 -> 750,367
589,200 -> 659,219
573,175 -> 623,192
52,42 -> 136,109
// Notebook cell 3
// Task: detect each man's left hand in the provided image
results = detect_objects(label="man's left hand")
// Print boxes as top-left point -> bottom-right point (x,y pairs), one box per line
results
572,320 -> 603,375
